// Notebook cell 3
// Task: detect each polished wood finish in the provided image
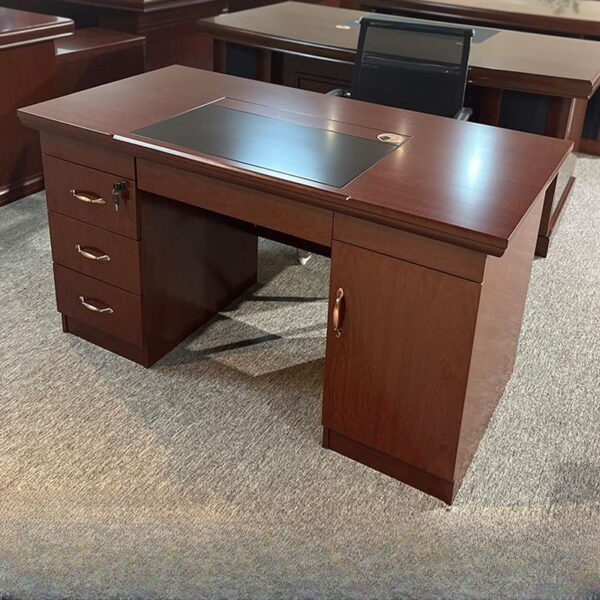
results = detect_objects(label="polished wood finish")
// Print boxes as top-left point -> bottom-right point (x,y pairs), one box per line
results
48,211 -> 142,293
453,190 -> 543,485
333,213 -> 487,282
42,132 -> 136,178
138,160 -> 334,247
54,263 -> 145,346
201,1 -> 594,254
0,0 -> 225,70
63,315 -> 149,364
324,192 -> 543,500
98,1 -> 225,71
43,155 -> 139,239
0,6 -> 72,48
579,138 -> 600,155
19,67 -> 571,501
0,0 -> 327,72
323,240 -> 482,481
324,428 -> 456,502
348,0 -> 600,38
45,144 -> 258,367
0,8 -> 73,206
536,152 -> 576,257
59,194 -> 258,367
55,27 -> 145,95
20,67 -> 569,255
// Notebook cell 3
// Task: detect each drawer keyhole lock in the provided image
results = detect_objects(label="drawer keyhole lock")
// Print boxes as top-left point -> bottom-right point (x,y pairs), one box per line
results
112,181 -> 127,212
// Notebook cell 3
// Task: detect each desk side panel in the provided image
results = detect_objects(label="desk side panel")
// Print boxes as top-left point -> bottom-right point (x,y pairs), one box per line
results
140,191 -> 258,365
454,193 -> 544,486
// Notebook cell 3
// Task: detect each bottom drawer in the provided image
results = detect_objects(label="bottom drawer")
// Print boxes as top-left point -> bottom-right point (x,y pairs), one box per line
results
54,264 -> 144,347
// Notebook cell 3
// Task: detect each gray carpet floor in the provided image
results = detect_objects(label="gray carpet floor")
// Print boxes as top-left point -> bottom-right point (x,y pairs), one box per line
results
0,155 -> 599,600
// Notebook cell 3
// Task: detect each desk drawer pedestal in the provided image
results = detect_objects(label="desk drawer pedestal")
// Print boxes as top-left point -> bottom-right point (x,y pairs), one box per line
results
44,144 -> 258,367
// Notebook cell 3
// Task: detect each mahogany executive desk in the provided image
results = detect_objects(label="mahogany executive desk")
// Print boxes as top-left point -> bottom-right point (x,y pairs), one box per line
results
19,66 -> 571,503
201,1 -> 600,256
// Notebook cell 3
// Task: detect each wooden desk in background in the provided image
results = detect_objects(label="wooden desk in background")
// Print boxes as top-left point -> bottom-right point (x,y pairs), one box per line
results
18,66 -> 570,503
0,8 -> 73,205
0,7 -> 144,206
341,0 -> 600,156
54,27 -> 145,97
0,0 -> 335,71
200,1 -> 600,256
0,0 -> 226,70
345,0 -> 600,37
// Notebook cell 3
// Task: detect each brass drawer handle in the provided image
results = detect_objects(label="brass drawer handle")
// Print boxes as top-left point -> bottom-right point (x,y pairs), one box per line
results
332,287 -> 344,338
70,189 -> 106,205
79,296 -> 113,314
76,244 -> 111,262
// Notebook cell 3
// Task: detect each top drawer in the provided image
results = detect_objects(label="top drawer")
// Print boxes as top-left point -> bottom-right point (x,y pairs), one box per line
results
43,155 -> 138,239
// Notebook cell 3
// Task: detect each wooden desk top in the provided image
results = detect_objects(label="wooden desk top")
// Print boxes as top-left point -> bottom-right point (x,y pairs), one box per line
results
357,0 -> 600,37
201,1 -> 600,98
55,27 -> 145,58
18,66 -> 571,255
0,7 -> 73,49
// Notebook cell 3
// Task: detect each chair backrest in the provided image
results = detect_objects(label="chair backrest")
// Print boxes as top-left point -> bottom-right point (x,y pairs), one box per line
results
351,17 -> 473,118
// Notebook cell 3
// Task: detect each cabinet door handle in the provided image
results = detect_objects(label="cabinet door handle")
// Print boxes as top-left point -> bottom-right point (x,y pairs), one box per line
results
76,244 -> 111,262
332,287 -> 344,338
79,296 -> 113,314
70,189 -> 106,205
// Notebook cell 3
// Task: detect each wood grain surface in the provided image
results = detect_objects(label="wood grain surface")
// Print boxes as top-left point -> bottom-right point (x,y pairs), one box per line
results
348,0 -> 600,37
19,66 -> 572,256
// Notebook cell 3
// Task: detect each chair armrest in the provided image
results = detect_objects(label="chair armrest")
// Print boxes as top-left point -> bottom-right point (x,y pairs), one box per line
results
454,107 -> 473,121
326,88 -> 349,97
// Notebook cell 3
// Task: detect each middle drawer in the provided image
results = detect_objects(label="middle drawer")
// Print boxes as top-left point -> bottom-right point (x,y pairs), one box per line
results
49,211 -> 142,294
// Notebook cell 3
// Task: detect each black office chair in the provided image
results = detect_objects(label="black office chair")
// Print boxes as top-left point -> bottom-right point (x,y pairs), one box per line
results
329,17 -> 474,121
292,19 -> 473,265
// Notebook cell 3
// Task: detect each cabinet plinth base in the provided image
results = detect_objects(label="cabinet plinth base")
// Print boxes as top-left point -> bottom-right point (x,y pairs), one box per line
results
323,428 -> 456,504
62,315 -> 153,367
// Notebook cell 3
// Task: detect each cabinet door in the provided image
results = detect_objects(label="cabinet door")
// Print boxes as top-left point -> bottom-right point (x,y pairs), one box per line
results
323,241 -> 481,480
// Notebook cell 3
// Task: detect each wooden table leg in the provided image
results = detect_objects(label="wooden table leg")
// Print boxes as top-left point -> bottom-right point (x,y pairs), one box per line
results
256,49 -> 272,82
478,87 -> 503,126
213,38 -> 226,73
535,97 -> 580,256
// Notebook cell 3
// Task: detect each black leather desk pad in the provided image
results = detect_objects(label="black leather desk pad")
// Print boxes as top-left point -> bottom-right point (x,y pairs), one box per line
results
133,103 -> 398,188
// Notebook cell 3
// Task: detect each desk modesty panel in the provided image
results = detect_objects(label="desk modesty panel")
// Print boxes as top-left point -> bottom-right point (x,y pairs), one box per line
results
18,66 -> 571,503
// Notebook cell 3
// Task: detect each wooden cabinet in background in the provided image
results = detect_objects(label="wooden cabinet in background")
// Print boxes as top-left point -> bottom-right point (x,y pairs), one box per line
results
0,8 -> 73,206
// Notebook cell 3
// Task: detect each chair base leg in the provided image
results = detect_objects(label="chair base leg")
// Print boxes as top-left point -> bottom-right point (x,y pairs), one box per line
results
297,248 -> 312,265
